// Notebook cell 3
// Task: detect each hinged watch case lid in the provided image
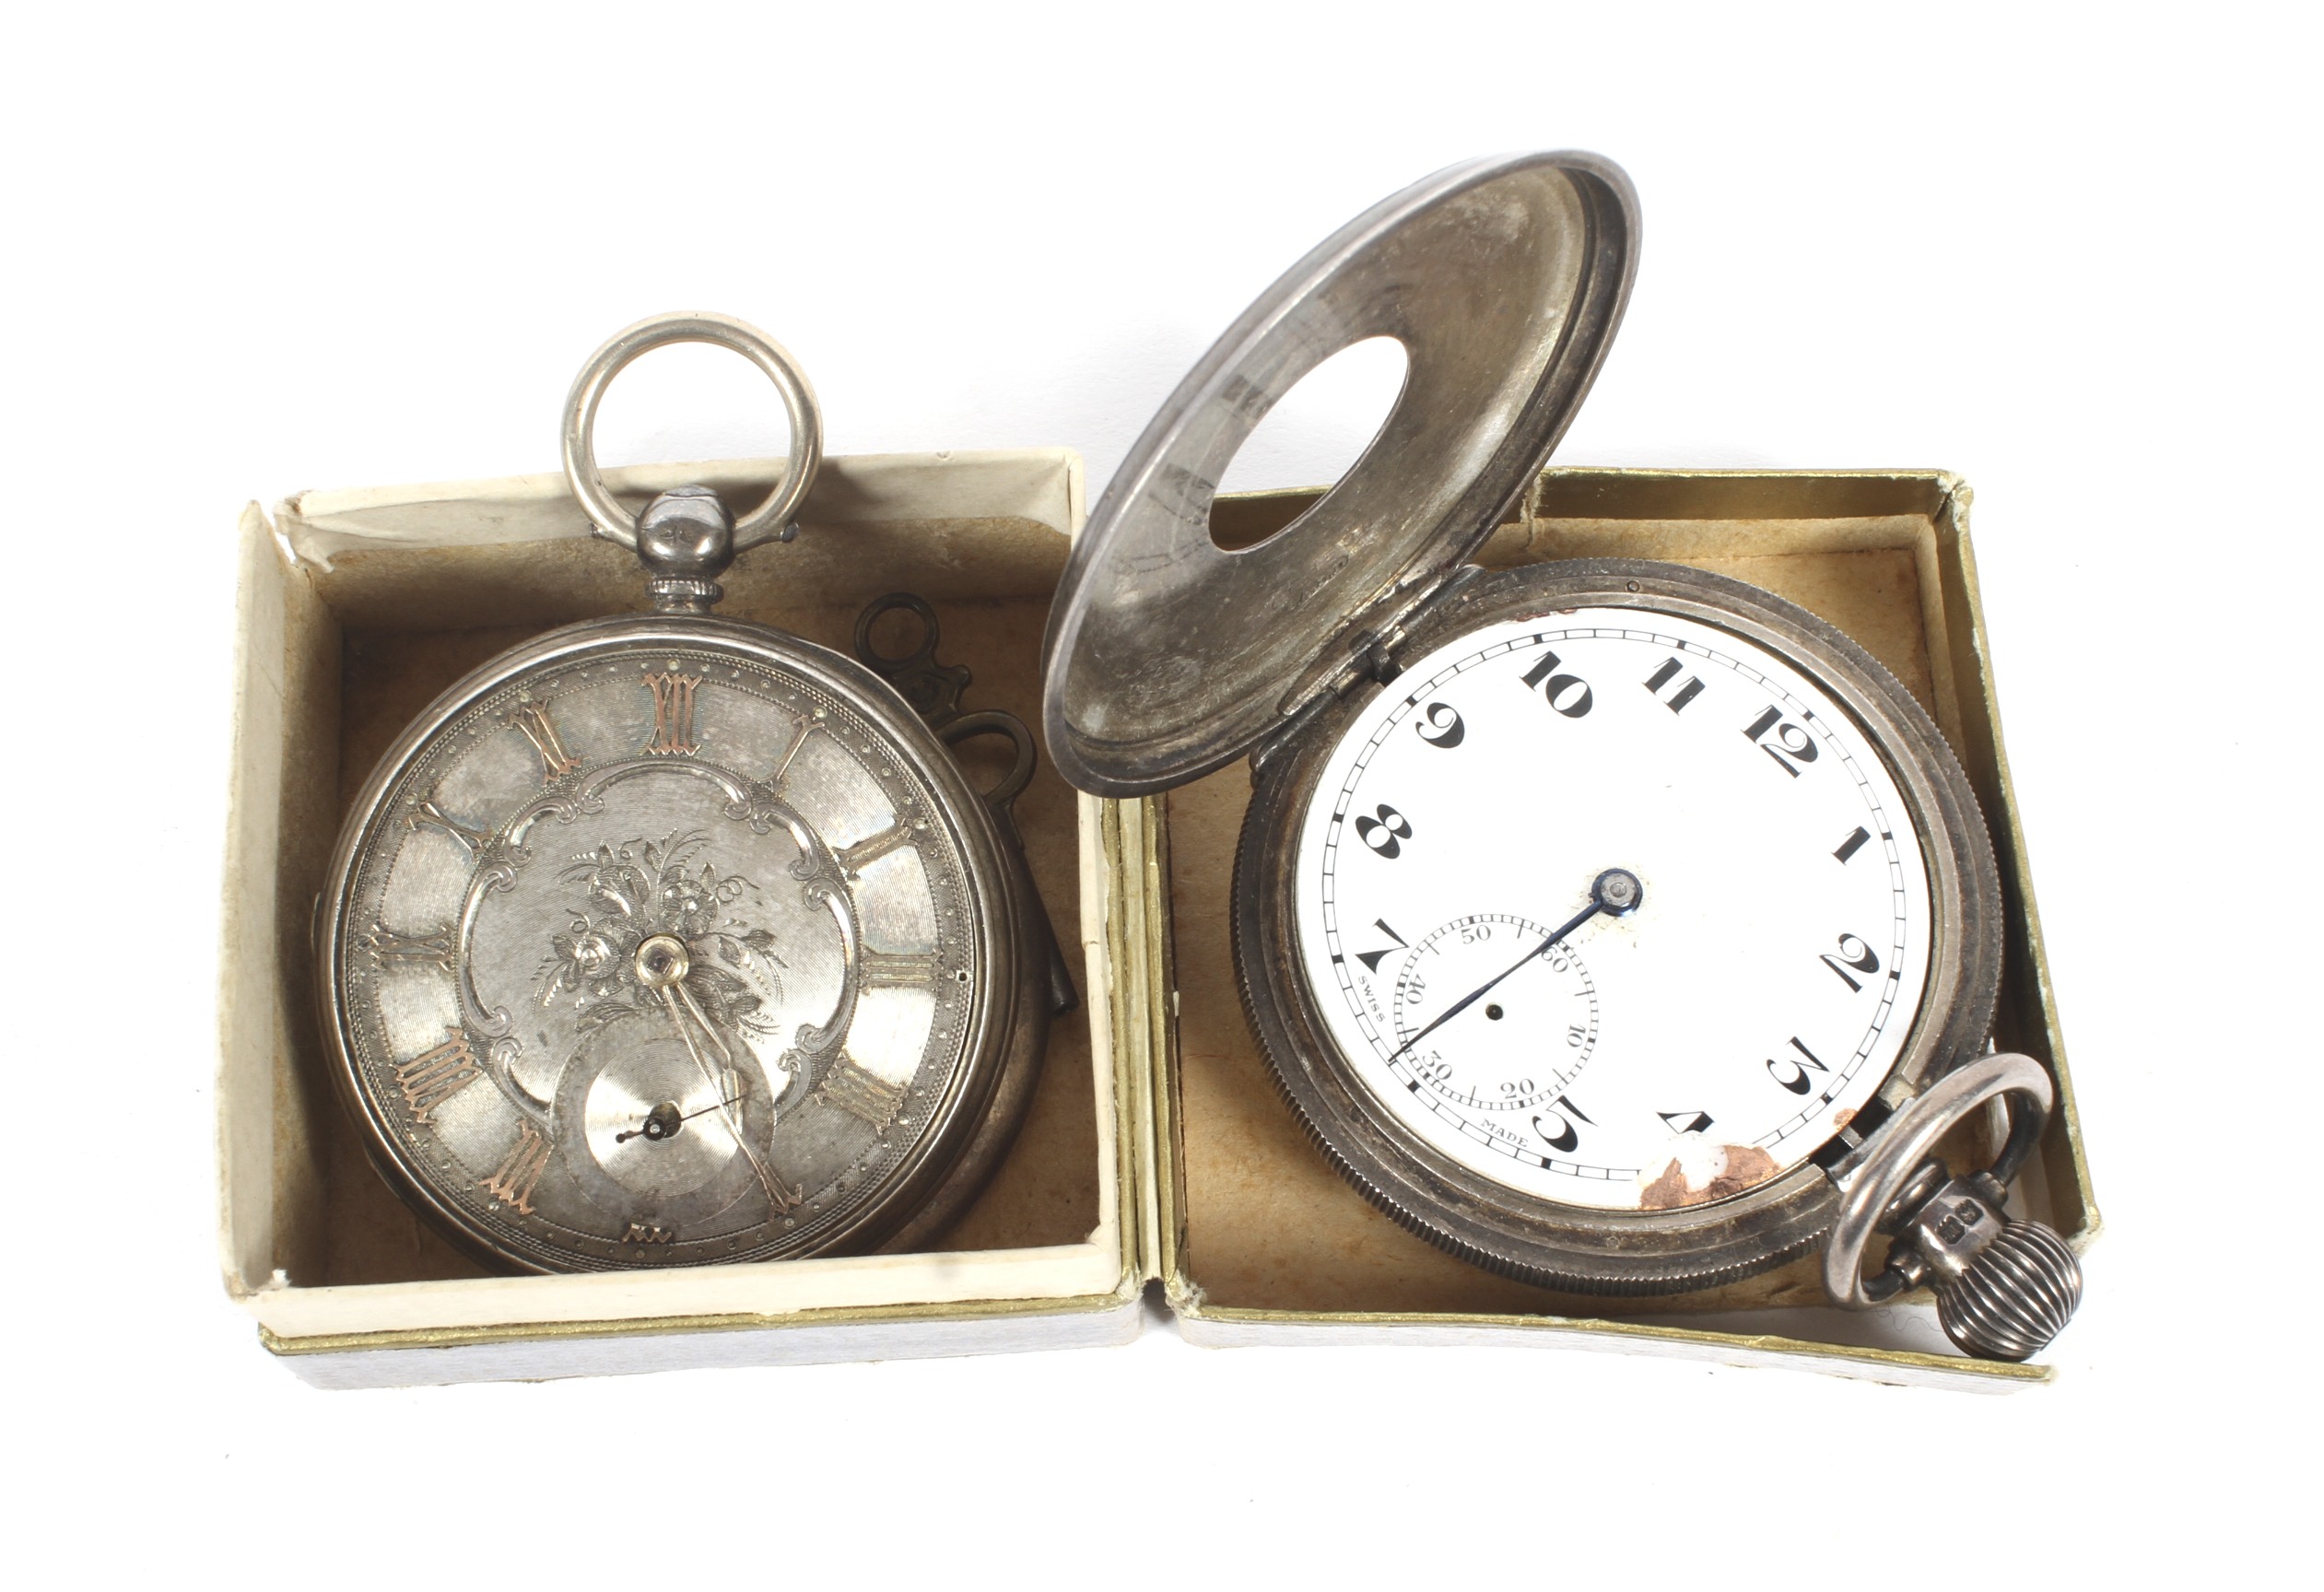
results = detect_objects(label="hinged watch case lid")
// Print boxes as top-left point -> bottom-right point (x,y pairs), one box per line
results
1041,151 -> 1639,797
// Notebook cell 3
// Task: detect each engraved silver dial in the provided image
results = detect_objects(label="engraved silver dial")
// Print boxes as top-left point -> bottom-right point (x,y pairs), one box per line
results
323,618 -> 1016,1271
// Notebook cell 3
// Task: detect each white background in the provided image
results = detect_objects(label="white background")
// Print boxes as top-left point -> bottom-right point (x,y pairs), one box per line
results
3,3 -> 2313,1583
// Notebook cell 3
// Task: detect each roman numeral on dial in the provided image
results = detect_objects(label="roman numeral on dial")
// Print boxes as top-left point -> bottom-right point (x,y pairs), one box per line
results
858,950 -> 942,988
763,715 -> 820,791
361,919 -> 456,973
815,1055 -> 908,1132
837,822 -> 916,874
480,1121 -> 552,1214
507,701 -> 581,783
405,797 -> 491,855
393,1027 -> 482,1123
642,671 -> 702,756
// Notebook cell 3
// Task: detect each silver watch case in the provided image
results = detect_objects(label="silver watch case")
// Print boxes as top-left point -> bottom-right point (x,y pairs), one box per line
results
1230,557 -> 2003,1294
317,611 -> 1053,1272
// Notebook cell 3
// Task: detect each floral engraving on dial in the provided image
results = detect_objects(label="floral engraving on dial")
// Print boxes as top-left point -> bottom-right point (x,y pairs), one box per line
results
539,832 -> 789,1055
336,643 -> 984,1269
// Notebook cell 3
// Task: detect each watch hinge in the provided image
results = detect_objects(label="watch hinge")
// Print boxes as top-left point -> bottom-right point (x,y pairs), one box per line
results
1249,689 -> 1338,782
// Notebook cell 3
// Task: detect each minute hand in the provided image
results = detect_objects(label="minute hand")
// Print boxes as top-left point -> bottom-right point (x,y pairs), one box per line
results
1385,868 -> 1641,1064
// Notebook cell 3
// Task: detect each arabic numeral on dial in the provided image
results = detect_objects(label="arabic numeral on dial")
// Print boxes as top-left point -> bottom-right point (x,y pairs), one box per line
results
1643,656 -> 1707,713
1532,1094 -> 1595,1153
1354,919 -> 1408,973
1743,705 -> 1819,776
1567,1024 -> 1589,1048
1520,650 -> 1594,717
1354,804 -> 1414,859
1414,701 -> 1465,747
1819,932 -> 1881,992
1766,1036 -> 1830,1095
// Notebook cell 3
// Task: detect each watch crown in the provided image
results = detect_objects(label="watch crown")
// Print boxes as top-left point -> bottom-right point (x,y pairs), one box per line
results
1884,1169 -> 2084,1362
1933,1217 -> 2084,1364
637,486 -> 736,612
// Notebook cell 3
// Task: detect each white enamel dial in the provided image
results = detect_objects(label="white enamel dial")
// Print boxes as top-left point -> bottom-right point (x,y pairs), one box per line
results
1294,606 -> 1933,1214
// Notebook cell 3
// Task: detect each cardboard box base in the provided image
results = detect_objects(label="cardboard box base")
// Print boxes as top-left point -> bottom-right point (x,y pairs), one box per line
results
219,451 -> 1145,1384
1147,472 -> 2095,1388
221,462 -> 2095,1387
267,1293 -> 1144,1391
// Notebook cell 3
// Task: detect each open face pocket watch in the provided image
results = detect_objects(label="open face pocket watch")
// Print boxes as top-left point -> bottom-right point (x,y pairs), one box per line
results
1041,154 -> 2083,1360
318,314 -> 1067,1272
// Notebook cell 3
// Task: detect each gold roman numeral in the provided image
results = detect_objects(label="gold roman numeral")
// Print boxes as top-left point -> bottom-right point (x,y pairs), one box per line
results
764,715 -> 819,790
506,701 -> 581,783
643,671 -> 703,756
814,1055 -> 908,1133
859,949 -> 943,989
362,919 -> 456,973
393,1026 -> 482,1123
481,1121 -> 552,1215
837,822 -> 916,874
405,797 -> 492,855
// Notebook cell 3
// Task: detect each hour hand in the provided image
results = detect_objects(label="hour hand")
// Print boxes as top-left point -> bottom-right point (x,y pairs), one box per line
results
633,931 -> 803,1212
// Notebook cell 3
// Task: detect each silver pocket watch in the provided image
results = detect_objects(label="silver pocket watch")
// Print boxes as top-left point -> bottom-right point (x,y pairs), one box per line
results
1042,153 -> 2083,1360
318,314 -> 1068,1272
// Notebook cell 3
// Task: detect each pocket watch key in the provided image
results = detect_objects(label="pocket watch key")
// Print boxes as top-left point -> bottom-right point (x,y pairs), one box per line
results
318,313 -> 1067,1271
1040,154 -> 2083,1360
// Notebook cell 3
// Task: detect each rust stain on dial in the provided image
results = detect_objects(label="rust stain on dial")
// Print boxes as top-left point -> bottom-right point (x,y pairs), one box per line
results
1640,1145 -> 1782,1211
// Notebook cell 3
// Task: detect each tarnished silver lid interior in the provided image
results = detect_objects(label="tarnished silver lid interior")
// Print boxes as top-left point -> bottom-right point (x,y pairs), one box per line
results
1041,151 -> 1639,797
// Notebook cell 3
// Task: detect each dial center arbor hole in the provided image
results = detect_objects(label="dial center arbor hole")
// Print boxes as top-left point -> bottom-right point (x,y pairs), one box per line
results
1486,1004 -> 1505,1021
1209,336 -> 1409,551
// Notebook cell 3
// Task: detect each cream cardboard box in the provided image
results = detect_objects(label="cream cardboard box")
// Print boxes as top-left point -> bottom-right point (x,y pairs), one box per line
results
1153,470 -> 2097,1390
219,451 -> 1146,1388
218,458 -> 2095,1390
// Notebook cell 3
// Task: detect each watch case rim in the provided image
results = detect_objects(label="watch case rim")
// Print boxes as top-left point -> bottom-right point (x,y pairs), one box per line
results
1230,556 -> 2003,1296
316,609 -> 1048,1274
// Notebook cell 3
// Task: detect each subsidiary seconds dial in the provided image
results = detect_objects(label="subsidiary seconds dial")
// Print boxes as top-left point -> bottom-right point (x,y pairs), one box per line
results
1295,603 -> 1934,1215
1384,915 -> 1599,1112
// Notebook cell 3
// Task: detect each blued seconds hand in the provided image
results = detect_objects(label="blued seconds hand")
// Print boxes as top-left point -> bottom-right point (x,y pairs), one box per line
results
615,1089 -> 748,1144
1385,868 -> 1643,1063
